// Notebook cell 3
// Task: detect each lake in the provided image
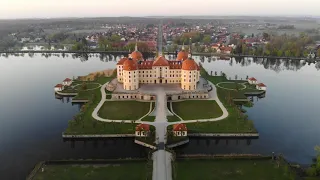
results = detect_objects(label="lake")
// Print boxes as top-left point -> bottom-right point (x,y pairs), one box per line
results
0,53 -> 319,179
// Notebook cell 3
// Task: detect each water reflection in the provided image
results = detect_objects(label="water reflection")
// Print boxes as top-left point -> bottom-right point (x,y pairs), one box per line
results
1,52 -> 319,72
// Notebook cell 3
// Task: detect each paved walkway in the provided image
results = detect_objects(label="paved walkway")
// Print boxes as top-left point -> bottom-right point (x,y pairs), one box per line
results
91,80 -> 230,180
216,82 -> 247,91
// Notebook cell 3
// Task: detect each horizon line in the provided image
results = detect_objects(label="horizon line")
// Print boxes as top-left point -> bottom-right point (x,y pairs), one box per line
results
0,15 -> 319,21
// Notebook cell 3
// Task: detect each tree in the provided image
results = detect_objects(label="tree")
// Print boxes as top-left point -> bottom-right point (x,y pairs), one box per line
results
214,71 -> 217,76
235,75 -> 238,80
98,36 -> 110,51
110,34 -> 121,42
317,48 -> 320,58
202,35 -> 212,44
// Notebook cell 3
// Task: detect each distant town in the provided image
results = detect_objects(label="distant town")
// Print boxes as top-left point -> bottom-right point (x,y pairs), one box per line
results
1,17 -> 320,58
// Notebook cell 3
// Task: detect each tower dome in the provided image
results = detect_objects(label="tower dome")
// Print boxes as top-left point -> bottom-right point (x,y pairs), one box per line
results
130,40 -> 143,61
176,43 -> 188,61
117,56 -> 128,65
123,56 -> 138,71
182,54 -> 197,70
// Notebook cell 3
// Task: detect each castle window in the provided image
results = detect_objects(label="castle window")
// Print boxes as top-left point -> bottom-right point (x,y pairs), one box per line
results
129,80 -> 131,82
189,79 -> 191,82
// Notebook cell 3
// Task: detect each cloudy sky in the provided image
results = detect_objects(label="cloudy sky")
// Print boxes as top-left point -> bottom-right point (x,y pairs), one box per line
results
1,0 -> 319,19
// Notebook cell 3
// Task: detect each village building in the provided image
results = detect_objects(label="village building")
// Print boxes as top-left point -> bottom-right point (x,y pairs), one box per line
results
173,124 -> 187,136
62,78 -> 73,86
135,124 -> 150,137
256,83 -> 267,90
54,84 -> 64,92
248,77 -> 258,84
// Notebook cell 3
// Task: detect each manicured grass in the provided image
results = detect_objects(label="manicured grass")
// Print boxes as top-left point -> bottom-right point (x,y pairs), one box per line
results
98,101 -> 150,120
172,100 -> 223,120
303,177 -> 320,180
175,159 -> 296,180
33,162 -> 148,180
72,77 -> 112,100
65,76 -> 137,135
217,82 -> 246,90
167,116 -> 181,122
141,102 -> 155,122
141,115 -> 156,122
186,66 -> 257,133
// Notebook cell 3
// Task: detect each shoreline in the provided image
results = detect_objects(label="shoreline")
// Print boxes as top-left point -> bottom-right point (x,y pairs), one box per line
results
62,133 -> 259,139
2,50 -> 319,61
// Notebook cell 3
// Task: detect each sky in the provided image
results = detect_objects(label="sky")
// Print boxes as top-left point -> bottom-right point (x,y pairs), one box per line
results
1,0 -> 319,19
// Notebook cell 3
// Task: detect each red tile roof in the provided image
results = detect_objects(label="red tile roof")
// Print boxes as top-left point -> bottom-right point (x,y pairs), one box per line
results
173,124 -> 187,131
55,84 -> 63,88
168,61 -> 182,69
248,77 -> 257,81
117,57 -> 128,65
153,56 -> 169,66
257,83 -> 266,87
138,61 -> 153,69
136,124 -> 150,131
63,78 -> 72,82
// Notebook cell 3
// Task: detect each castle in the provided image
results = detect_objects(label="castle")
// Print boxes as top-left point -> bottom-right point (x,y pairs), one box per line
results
116,43 -> 201,91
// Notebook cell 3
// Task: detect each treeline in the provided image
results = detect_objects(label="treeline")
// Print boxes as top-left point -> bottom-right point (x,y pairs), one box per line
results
235,33 -> 320,57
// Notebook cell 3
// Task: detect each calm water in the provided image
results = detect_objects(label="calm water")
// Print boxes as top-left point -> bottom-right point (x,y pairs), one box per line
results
0,53 -> 319,179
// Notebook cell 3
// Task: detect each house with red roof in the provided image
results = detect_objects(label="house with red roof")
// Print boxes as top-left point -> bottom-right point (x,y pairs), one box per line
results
248,77 -> 258,85
135,124 -> 150,137
54,84 -> 64,92
256,83 -> 267,91
173,124 -> 187,137
62,78 -> 73,86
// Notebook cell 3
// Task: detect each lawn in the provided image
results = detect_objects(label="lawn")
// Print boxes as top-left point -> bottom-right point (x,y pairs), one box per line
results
61,82 -> 101,94
64,76 -> 137,135
184,66 -> 258,133
217,82 -> 246,90
172,100 -> 223,120
175,159 -> 296,180
167,116 -> 181,122
72,77 -> 112,100
33,162 -> 148,180
98,101 -> 151,120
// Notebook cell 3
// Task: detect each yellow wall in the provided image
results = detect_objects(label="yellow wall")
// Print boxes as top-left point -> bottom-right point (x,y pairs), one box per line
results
118,65 -> 200,90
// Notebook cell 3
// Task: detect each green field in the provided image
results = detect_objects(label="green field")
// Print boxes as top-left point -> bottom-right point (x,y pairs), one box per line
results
175,159 -> 296,180
64,76 -> 137,135
184,67 -> 258,133
172,100 -> 223,120
33,162 -> 148,180
98,101 -> 151,120
217,82 -> 246,90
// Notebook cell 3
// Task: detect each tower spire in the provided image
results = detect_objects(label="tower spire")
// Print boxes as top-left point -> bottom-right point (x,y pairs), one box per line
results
135,39 -> 138,51
188,38 -> 192,54
157,20 -> 163,56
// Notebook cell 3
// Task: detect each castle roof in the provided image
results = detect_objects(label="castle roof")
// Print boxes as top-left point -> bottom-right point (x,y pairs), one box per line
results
182,55 -> 197,71
123,58 -> 137,71
153,55 -> 169,66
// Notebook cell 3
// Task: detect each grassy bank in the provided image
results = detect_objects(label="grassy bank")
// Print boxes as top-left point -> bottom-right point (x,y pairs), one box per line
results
172,100 -> 223,120
32,162 -> 148,180
175,159 -> 296,180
